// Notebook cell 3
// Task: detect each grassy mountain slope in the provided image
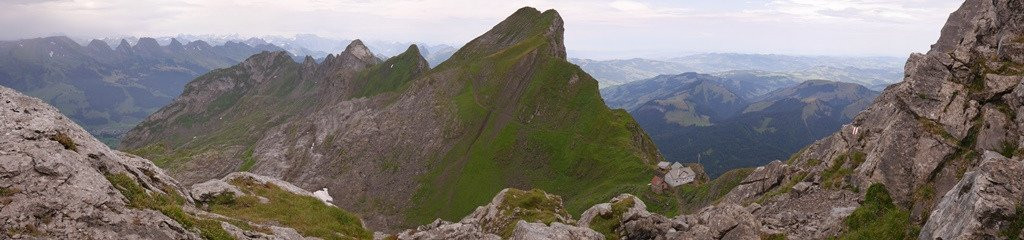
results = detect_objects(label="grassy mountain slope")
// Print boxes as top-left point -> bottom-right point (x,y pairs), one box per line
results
409,9 -> 663,221
124,7 -> 668,230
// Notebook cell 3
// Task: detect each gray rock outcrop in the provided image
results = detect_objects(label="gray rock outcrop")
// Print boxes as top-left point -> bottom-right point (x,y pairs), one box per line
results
0,86 -> 335,239
509,221 -> 603,240
722,160 -> 789,204
394,188 -> 587,239
919,152 -> 1024,240
395,219 -> 501,240
0,86 -> 200,239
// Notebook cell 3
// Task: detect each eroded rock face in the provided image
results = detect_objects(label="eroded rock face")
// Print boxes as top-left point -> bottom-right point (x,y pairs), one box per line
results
393,188 -> 602,240
0,86 -> 200,239
394,219 -> 501,240
579,193 -> 762,240
0,86 -> 335,239
919,152 -> 1024,240
671,204 -> 762,240
509,221 -> 603,240
722,160 -> 790,204
754,187 -> 860,239
578,193 -> 645,228
632,0 -> 1024,239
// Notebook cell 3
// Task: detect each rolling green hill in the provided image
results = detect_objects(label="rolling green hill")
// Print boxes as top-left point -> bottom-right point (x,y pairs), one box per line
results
610,72 -> 878,177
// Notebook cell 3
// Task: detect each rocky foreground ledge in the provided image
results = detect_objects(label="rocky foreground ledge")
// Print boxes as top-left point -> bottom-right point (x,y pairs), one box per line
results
0,86 -> 369,239
373,177 -> 776,240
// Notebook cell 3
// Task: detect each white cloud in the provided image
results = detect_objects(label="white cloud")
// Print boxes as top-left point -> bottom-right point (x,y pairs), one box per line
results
761,0 -> 960,23
0,0 -> 964,58
610,0 -> 649,11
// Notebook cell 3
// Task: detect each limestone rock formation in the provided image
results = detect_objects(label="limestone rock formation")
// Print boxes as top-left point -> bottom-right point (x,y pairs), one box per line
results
721,160 -> 790,204
0,86 -> 199,239
675,0 -> 1024,238
919,151 -> 1024,239
391,188 -> 600,240
509,221 -> 603,240
0,86 -> 366,239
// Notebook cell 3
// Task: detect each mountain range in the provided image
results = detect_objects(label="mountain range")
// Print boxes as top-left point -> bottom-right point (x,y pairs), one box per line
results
0,36 -> 283,146
120,7 -> 668,230
2,0 -> 1023,239
571,54 -> 905,89
103,34 -> 460,67
603,72 -> 879,177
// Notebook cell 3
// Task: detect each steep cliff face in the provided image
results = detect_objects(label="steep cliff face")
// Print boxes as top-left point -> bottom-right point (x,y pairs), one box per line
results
0,86 -> 369,239
689,0 -> 1024,238
123,7 -> 665,230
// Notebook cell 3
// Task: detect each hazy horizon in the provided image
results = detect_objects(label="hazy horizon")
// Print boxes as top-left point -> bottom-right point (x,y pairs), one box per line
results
1,0 -> 963,59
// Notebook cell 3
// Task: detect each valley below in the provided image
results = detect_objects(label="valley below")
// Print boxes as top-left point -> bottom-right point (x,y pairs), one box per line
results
2,0 -> 1024,239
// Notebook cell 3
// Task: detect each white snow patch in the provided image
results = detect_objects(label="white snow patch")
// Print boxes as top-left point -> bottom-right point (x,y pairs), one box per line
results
49,51 -> 54,58
313,188 -> 334,205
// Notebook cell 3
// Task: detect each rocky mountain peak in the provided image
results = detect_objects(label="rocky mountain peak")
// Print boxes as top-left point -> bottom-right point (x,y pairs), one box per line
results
115,39 -> 132,53
167,38 -> 184,50
133,37 -> 161,52
184,39 -> 211,50
405,43 -> 421,56
448,7 -> 566,61
320,39 -> 381,72
40,36 -> 77,46
240,50 -> 294,70
342,39 -> 377,63
86,39 -> 112,52
302,55 -> 316,66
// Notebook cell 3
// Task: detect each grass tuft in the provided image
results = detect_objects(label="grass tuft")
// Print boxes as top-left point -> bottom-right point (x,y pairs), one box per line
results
51,132 -> 77,152
587,196 -> 635,239
1002,205 -> 1024,240
239,147 -> 256,171
821,154 -> 851,189
676,168 -> 754,213
838,183 -> 911,240
492,189 -> 571,237
918,117 -> 956,143
762,233 -> 788,240
105,173 -> 233,240
208,178 -> 371,240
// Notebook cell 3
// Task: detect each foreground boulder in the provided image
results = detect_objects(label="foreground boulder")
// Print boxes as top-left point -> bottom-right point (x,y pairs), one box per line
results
393,188 -> 600,240
0,86 -> 199,239
919,152 -> 1024,239
0,86 -> 368,239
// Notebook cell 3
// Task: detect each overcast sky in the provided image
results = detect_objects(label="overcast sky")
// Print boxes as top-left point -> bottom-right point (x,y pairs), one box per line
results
0,0 -> 963,59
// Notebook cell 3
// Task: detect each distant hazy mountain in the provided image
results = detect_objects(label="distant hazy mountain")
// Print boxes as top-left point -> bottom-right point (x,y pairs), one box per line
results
259,35 -> 458,67
601,71 -> 801,111
572,54 -> 905,89
569,58 -> 689,86
103,34 -> 461,66
603,72 -> 878,177
0,36 -> 283,146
